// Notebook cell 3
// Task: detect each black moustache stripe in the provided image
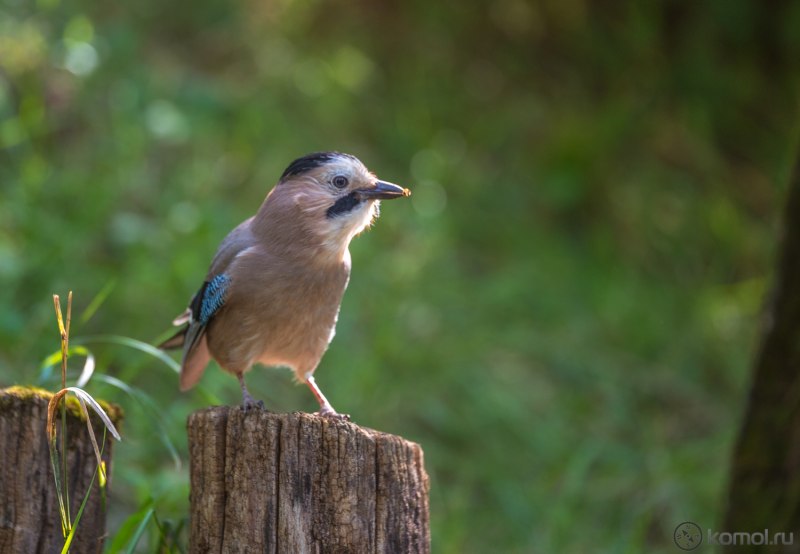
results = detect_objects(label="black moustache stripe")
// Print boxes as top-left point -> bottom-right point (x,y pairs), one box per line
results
326,192 -> 361,218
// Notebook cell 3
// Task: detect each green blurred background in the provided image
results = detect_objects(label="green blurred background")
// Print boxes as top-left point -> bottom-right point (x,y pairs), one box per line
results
1,0 -> 799,551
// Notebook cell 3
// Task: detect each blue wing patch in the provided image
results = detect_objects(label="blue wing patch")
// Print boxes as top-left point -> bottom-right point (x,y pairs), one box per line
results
198,274 -> 230,324
172,273 -> 231,362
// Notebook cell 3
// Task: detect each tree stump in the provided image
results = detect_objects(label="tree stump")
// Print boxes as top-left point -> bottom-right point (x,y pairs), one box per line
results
0,387 -> 121,554
187,407 -> 430,553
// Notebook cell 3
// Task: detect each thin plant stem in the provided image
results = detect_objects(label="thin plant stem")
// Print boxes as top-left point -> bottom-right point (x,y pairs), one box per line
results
60,428 -> 106,554
47,292 -> 121,547
65,293 -> 72,528
53,293 -> 73,532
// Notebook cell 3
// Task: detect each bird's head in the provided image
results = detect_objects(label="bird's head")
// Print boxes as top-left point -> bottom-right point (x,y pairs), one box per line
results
261,152 -> 410,261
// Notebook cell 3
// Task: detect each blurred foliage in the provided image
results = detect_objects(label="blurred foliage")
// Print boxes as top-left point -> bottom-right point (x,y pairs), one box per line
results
1,0 -> 799,551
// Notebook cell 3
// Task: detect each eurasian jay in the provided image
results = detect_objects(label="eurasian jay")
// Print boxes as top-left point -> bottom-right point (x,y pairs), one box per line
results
161,152 -> 410,417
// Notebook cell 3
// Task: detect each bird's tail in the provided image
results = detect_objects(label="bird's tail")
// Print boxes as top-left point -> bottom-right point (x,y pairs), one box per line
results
160,307 -> 211,389
159,326 -> 187,350
179,334 -> 211,391
160,307 -> 192,350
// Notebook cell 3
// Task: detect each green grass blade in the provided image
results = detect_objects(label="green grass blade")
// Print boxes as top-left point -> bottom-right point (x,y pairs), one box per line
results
60,398 -> 70,530
60,429 -> 106,554
152,511 -> 186,554
92,373 -> 182,470
74,335 -> 180,374
48,435 -> 70,537
107,500 -> 156,553
107,502 -> 152,552
55,333 -> 224,405
79,279 -> 117,324
124,506 -> 156,554
39,345 -> 94,386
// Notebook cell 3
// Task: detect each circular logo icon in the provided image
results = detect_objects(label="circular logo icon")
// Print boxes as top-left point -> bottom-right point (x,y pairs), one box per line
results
674,521 -> 703,551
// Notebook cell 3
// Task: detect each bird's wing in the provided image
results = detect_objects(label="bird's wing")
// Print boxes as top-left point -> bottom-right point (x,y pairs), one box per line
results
159,273 -> 230,348
161,217 -> 256,388
184,273 -> 231,354
161,273 -> 232,390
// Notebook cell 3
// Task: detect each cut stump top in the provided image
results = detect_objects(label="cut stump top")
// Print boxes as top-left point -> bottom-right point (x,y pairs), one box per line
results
187,406 -> 430,554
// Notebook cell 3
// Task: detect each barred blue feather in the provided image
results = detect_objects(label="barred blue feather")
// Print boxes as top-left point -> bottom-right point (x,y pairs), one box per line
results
158,274 -> 232,363
200,274 -> 230,324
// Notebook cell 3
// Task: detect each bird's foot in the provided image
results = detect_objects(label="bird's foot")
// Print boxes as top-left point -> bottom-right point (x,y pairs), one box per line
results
305,376 -> 348,419
241,392 -> 265,412
316,404 -> 350,421
238,373 -> 264,412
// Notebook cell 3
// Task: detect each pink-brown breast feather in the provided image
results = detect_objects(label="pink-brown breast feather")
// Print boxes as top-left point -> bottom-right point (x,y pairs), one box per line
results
205,244 -> 350,379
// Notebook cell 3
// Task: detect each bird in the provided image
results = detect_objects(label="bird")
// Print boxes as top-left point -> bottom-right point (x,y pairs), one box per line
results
160,152 -> 410,417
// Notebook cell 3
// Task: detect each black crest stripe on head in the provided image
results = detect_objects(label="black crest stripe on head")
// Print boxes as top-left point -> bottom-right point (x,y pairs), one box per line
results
280,152 -> 360,180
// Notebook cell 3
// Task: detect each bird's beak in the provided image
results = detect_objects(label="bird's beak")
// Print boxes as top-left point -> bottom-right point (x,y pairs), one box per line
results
356,180 -> 411,201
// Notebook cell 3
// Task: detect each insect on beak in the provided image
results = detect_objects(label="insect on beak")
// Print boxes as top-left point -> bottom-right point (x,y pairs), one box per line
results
355,180 -> 411,200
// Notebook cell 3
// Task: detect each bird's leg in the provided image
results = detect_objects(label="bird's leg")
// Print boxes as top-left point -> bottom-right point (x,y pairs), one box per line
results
237,372 -> 264,411
305,374 -> 349,420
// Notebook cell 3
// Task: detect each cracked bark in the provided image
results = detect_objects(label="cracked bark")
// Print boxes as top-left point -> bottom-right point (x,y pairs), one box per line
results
0,388 -> 120,554
187,407 -> 430,554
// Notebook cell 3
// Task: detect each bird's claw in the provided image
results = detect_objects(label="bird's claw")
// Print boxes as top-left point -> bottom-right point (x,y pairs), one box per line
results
242,400 -> 265,412
316,406 -> 350,421
241,395 -> 265,412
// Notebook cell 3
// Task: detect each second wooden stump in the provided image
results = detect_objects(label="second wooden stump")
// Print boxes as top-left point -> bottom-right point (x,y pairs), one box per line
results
0,387 -> 121,554
187,407 -> 430,553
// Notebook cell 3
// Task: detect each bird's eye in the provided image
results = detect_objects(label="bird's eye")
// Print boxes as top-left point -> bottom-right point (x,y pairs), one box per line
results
332,175 -> 349,189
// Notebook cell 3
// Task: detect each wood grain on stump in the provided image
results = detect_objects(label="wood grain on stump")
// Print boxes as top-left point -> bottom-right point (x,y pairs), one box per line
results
0,387 -> 121,554
187,407 -> 430,554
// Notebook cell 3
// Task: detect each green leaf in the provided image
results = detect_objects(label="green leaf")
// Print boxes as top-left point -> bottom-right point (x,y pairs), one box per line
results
39,345 -> 96,388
